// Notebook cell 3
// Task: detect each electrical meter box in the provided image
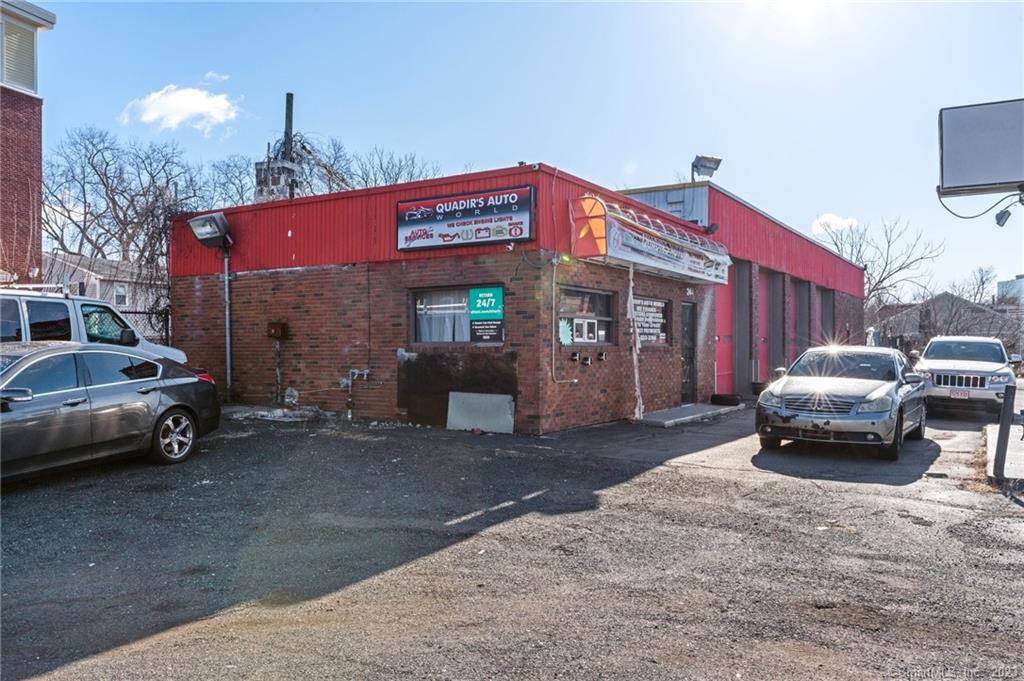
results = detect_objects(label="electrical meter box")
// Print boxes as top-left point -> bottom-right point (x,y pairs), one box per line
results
267,321 -> 289,339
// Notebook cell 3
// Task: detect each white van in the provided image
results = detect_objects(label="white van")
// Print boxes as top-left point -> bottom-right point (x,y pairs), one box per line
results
0,288 -> 187,364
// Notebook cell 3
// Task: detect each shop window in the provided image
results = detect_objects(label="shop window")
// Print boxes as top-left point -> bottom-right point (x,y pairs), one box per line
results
414,289 -> 470,343
560,288 -> 613,344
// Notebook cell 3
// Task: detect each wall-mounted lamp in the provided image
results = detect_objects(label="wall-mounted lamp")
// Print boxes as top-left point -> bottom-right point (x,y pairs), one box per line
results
187,211 -> 234,392
570,351 -> 581,362
691,155 -> 722,182
188,212 -> 233,250
597,351 -> 608,361
582,356 -> 593,366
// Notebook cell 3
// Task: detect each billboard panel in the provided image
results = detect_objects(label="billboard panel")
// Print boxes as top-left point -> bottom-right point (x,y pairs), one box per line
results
397,186 -> 533,250
939,98 -> 1024,197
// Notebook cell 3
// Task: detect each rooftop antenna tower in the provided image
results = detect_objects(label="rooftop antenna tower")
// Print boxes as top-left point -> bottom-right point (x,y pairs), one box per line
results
255,92 -> 301,203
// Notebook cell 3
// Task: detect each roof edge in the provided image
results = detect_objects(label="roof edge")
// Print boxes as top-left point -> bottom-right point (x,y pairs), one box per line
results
621,180 -> 865,272
2,0 -> 56,29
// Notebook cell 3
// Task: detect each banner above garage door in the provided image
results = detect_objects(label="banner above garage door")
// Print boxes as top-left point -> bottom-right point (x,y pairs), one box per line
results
570,196 -> 731,284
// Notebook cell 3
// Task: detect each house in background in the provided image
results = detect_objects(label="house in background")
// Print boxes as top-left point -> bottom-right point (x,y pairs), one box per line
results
43,251 -> 169,341
878,291 -> 1022,355
0,0 -> 55,284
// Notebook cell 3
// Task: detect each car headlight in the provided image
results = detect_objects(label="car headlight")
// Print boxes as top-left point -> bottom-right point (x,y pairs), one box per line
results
989,373 -> 1013,385
759,390 -> 782,407
858,395 -> 893,413
918,370 -> 931,380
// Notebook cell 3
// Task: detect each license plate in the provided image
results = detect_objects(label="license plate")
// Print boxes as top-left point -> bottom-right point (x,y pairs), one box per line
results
949,389 -> 970,399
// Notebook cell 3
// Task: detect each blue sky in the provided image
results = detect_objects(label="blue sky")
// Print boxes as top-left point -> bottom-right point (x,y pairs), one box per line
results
40,2 -> 1023,287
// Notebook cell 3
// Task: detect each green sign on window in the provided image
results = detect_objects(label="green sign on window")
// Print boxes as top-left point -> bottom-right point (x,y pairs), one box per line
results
469,287 -> 504,342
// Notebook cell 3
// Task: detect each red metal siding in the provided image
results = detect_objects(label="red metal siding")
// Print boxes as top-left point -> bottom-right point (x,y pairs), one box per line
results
707,188 -> 864,299
169,165 -> 710,278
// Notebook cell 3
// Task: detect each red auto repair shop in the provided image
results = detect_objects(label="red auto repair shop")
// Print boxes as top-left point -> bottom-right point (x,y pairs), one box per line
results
170,163 -> 863,434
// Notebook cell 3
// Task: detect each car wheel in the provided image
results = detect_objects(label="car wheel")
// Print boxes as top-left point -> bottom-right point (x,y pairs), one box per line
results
759,435 -> 782,449
907,405 -> 926,440
151,408 -> 197,465
879,412 -> 902,461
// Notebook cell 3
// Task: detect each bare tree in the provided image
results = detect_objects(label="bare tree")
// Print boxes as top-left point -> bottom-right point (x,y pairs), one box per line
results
348,146 -> 441,188
43,127 -> 203,264
41,127 -> 204,315
816,219 -> 944,323
949,266 -> 998,306
271,135 -> 440,195
206,154 -> 257,208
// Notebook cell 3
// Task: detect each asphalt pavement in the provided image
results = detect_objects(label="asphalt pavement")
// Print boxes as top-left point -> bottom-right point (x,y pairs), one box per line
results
1,406 -> 1021,680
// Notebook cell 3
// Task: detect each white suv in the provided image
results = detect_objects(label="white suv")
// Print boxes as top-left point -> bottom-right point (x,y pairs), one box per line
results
913,336 -> 1019,414
0,289 -> 186,364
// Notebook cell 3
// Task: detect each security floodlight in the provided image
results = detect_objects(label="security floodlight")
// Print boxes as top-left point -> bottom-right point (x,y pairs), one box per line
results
995,207 -> 1011,227
704,222 -> 719,236
188,212 -> 232,249
691,155 -> 722,182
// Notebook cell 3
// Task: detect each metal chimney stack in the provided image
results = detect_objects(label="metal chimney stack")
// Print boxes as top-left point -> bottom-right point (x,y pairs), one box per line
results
283,92 -> 294,163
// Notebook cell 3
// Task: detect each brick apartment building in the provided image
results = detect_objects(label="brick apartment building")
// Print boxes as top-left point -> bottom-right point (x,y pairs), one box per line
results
624,181 -> 866,395
0,0 -> 55,284
170,164 -> 863,434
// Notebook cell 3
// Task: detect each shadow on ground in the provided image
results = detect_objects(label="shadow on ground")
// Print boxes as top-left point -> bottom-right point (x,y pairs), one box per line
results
750,437 -> 942,485
0,404 -> 991,679
2,414 -> 747,680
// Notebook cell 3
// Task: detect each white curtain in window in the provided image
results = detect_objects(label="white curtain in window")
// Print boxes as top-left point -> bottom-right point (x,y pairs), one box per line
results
416,290 -> 470,342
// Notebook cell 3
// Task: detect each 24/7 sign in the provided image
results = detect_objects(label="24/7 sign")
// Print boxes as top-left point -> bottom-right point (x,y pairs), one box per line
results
469,287 -> 504,342
397,186 -> 534,251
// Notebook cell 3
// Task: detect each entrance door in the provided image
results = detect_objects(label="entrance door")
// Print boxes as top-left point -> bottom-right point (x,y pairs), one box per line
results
680,302 -> 697,404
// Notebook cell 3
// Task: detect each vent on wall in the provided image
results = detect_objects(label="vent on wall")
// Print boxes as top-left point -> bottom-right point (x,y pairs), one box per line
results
3,20 -> 36,92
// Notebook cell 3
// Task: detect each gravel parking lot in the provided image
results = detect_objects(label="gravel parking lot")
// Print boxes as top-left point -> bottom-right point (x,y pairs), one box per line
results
2,408 -> 1022,680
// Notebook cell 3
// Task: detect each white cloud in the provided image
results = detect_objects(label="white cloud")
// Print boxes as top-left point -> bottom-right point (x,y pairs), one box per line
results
119,85 -> 239,136
203,71 -> 230,83
811,212 -> 859,235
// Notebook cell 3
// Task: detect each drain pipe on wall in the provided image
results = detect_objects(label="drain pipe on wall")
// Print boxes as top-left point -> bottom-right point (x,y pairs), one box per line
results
551,258 -> 578,386
223,249 -> 232,394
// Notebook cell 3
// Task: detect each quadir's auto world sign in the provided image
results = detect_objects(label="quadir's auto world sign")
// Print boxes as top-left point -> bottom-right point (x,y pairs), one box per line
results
397,186 -> 533,250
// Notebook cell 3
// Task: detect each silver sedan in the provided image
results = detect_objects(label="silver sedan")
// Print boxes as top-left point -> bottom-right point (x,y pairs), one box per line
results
754,345 -> 926,460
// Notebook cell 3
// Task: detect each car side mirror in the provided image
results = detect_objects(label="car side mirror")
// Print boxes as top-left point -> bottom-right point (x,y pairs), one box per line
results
1011,354 -> 1022,364
904,374 -> 923,385
0,387 -> 33,403
120,328 -> 139,346
772,367 -> 787,380
909,350 -> 920,360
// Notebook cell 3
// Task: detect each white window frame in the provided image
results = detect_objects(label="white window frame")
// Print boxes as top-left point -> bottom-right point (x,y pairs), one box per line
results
114,284 -> 127,307
1,13 -> 39,96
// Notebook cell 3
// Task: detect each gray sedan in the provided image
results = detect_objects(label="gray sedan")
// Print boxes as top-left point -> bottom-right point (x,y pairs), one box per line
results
755,345 -> 925,460
1,341 -> 220,479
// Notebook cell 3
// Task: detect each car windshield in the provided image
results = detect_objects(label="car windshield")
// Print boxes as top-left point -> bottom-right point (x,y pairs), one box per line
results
788,351 -> 897,381
923,340 -> 1005,363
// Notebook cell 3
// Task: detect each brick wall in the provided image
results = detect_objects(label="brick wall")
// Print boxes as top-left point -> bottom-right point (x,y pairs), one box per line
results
170,253 -> 716,434
0,86 -> 43,282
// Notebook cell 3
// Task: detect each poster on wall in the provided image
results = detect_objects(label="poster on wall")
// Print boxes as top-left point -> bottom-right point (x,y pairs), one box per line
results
397,186 -> 534,250
633,297 -> 669,345
469,286 -> 504,342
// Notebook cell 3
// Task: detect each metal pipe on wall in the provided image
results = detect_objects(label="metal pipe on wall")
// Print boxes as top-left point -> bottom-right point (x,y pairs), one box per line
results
224,251 -> 232,393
